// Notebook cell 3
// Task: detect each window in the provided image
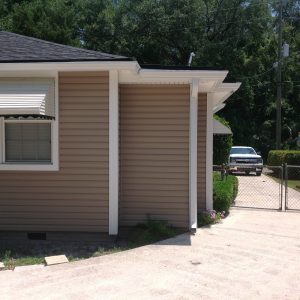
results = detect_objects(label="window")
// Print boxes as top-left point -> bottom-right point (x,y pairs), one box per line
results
5,122 -> 51,163
0,77 -> 58,171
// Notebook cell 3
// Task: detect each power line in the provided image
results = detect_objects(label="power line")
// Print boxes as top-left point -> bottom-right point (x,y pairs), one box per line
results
235,66 -> 275,80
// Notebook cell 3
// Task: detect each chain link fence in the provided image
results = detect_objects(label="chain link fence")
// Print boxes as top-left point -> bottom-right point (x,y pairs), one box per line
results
214,164 -> 300,211
285,165 -> 300,210
231,166 -> 283,210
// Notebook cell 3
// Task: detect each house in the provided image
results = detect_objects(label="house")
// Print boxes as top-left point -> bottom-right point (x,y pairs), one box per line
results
0,31 -> 240,236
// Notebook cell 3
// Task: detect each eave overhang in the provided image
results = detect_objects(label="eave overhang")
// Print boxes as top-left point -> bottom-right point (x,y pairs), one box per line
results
0,61 -> 241,112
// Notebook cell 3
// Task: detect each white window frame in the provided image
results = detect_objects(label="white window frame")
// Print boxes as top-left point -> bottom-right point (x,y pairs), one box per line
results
0,74 -> 59,171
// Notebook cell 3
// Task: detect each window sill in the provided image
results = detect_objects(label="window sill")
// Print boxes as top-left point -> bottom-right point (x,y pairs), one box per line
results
0,163 -> 59,171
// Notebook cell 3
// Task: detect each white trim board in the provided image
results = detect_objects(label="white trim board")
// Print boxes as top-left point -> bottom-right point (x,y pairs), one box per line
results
108,70 -> 119,235
206,93 -> 214,210
0,61 -> 139,72
189,79 -> 199,230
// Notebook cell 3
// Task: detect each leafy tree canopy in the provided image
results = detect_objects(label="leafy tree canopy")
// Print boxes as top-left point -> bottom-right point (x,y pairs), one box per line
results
0,0 -> 299,156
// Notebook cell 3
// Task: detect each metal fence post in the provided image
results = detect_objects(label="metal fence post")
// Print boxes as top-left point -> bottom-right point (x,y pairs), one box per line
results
284,163 -> 288,210
280,164 -> 283,211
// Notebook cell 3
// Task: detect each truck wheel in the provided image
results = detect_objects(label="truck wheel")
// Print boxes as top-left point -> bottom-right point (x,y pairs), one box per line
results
256,172 -> 262,176
245,171 -> 250,175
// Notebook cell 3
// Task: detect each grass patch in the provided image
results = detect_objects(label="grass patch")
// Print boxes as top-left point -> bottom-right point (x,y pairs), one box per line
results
0,220 -> 179,270
2,250 -> 44,270
0,245 -> 128,270
266,174 -> 300,192
213,172 -> 238,212
287,180 -> 300,191
126,219 -> 178,247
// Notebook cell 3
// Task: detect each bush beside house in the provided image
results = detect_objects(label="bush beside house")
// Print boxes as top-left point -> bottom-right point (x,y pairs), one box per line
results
213,115 -> 232,165
198,172 -> 238,227
213,172 -> 238,212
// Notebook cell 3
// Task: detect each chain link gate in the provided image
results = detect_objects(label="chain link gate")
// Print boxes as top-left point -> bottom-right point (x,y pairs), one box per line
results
214,164 -> 300,211
285,165 -> 300,211
231,166 -> 283,210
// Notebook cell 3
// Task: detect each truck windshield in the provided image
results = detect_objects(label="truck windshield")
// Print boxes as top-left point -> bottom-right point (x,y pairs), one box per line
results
230,147 -> 256,155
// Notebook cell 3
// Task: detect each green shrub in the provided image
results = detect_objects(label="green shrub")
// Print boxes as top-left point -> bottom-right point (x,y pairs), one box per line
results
213,115 -> 232,165
267,150 -> 300,166
267,150 -> 300,179
213,172 -> 238,212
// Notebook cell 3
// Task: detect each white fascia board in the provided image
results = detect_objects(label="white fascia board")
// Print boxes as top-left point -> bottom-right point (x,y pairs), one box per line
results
0,61 -> 139,72
139,68 -> 228,81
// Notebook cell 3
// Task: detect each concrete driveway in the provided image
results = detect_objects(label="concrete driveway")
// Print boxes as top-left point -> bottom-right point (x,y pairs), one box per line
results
233,173 -> 300,210
233,173 -> 282,209
1,208 -> 300,300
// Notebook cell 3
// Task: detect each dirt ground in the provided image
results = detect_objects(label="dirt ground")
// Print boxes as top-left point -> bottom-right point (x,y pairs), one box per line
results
1,208 -> 300,300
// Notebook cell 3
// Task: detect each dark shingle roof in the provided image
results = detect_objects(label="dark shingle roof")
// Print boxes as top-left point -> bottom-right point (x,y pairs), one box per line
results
0,31 -> 132,63
140,64 -> 225,71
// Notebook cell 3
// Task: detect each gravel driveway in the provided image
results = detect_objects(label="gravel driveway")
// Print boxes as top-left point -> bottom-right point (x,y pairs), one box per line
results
1,208 -> 300,300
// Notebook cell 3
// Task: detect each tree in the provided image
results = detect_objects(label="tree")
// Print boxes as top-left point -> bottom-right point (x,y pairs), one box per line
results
0,0 -> 82,46
0,0 -> 299,157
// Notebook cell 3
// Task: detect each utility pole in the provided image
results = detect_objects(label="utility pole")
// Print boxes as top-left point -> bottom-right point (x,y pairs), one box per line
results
276,0 -> 283,149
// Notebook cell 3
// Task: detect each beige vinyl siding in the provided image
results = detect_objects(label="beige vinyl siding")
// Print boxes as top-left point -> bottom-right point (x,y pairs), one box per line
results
0,72 -> 109,232
119,84 -> 190,228
197,93 -> 207,210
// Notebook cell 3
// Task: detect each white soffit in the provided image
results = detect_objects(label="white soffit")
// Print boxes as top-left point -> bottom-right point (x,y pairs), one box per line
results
211,82 -> 241,110
0,79 -> 55,117
119,68 -> 229,90
213,103 -> 225,113
213,119 -> 232,135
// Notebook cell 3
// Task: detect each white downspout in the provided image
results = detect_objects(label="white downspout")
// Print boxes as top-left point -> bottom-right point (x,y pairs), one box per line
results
189,78 -> 199,230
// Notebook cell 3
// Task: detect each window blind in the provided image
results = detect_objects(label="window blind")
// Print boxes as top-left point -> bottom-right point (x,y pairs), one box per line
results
5,123 -> 51,162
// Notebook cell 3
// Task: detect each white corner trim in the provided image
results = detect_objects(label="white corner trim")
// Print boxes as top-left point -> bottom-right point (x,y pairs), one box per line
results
52,71 -> 59,171
189,78 -> 199,230
109,70 -> 119,235
206,93 -> 214,210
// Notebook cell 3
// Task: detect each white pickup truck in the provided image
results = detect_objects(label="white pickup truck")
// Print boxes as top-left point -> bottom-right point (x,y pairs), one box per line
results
228,146 -> 263,176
